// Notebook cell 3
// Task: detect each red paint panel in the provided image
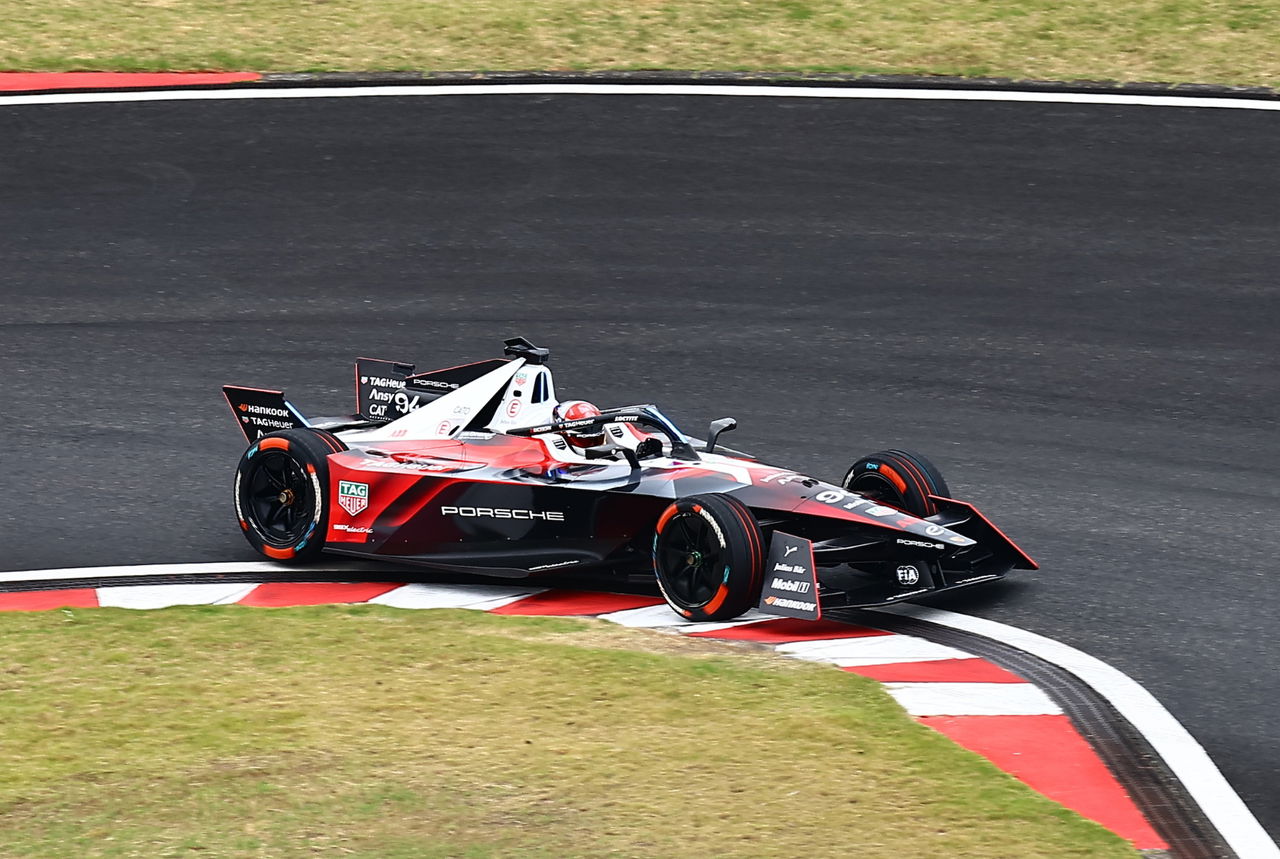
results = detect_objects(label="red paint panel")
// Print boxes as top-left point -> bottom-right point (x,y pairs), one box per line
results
491,590 -> 664,616
0,589 -> 100,611
846,657 -> 1026,683
0,72 -> 261,92
919,714 -> 1167,849
688,617 -> 889,643
237,582 -> 401,607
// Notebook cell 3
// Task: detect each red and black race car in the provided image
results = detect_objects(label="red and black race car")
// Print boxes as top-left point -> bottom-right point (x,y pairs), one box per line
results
223,338 -> 1036,622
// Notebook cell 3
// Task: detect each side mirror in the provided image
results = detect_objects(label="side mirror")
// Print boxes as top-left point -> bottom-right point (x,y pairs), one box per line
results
704,417 -> 737,453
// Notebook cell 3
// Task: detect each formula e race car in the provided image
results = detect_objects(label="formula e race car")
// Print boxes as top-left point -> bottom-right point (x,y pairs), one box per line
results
223,338 -> 1036,622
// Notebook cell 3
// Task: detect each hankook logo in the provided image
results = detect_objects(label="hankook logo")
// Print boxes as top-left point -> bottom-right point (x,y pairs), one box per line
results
441,505 -> 565,522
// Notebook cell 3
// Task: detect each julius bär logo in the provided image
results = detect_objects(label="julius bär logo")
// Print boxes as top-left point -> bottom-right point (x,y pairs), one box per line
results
338,481 -> 369,516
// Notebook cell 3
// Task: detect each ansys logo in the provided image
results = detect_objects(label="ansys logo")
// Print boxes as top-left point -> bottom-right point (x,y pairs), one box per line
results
338,481 -> 369,516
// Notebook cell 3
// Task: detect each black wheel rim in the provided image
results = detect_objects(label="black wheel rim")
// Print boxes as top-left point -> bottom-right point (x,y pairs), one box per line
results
656,511 -> 726,608
243,451 -> 314,546
845,471 -> 908,508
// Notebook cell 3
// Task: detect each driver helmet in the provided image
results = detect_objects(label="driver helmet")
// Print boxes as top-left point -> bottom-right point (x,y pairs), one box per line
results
553,400 -> 604,450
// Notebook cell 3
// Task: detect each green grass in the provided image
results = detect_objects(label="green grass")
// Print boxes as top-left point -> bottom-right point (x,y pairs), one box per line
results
1,0 -> 1278,87
0,603 -> 1136,857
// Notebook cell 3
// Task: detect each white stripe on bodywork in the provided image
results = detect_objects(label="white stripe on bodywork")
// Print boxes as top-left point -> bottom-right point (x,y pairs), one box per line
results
884,682 -> 1063,717
344,358 -> 524,443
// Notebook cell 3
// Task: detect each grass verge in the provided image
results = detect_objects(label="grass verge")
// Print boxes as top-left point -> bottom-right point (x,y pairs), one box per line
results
1,0 -> 1278,88
0,603 -> 1137,857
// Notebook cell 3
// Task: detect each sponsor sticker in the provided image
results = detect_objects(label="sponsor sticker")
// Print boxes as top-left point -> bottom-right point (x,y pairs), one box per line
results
896,538 -> 943,550
331,523 -> 373,535
337,481 -> 369,516
440,505 -> 565,522
757,532 -> 821,620
896,564 -> 921,586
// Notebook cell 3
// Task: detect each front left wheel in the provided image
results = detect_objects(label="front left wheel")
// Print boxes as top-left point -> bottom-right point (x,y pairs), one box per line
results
234,428 -> 345,563
652,493 -> 765,622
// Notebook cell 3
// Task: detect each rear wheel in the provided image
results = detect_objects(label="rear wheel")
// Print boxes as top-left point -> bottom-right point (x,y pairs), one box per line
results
234,428 -> 346,563
842,449 -> 950,518
652,493 -> 765,622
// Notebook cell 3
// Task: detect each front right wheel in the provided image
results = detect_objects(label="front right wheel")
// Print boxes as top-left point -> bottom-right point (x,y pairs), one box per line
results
652,493 -> 765,622
841,448 -> 950,518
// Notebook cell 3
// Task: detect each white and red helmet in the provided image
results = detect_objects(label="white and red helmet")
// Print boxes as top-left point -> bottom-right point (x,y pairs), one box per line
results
553,400 -> 604,449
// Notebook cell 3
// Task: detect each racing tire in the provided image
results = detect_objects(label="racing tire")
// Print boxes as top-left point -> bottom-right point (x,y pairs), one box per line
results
234,428 -> 347,563
842,449 -> 951,518
652,493 -> 765,622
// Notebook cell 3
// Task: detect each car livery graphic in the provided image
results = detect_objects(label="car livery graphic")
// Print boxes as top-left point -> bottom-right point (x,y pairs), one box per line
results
224,338 -> 1036,621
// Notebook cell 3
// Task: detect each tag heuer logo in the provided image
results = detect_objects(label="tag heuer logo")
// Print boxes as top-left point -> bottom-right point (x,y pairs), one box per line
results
338,481 -> 369,516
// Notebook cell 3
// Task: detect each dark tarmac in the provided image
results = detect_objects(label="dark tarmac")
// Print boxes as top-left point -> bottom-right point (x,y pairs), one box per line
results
1,90 -> 1277,841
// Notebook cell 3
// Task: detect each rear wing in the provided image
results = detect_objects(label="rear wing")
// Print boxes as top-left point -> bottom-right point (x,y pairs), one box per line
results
356,356 -> 511,422
222,386 -> 310,443
224,350 -> 522,442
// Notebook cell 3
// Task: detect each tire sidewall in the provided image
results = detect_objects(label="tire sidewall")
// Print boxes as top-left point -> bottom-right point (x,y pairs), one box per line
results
842,449 -> 949,518
653,493 -> 764,622
234,429 -> 339,562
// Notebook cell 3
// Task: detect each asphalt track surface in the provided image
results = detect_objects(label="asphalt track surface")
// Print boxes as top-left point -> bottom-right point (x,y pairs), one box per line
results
1,87 -> 1278,844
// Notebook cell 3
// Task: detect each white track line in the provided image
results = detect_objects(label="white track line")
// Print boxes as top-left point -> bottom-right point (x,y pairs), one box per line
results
872,603 -> 1279,858
1,83 -> 1280,112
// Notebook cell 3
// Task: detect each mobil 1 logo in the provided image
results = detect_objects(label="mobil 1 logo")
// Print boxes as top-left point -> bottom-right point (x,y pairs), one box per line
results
757,531 -> 821,621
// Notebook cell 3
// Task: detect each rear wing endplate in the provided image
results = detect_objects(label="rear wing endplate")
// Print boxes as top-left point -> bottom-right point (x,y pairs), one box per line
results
222,386 -> 310,443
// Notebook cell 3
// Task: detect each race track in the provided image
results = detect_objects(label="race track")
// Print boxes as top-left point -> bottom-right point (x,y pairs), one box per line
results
1,86 -> 1277,842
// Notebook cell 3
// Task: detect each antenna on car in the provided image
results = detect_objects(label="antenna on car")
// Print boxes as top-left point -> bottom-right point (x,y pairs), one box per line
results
503,336 -> 551,365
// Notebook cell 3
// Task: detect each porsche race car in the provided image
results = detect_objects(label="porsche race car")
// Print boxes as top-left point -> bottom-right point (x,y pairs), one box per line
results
223,338 -> 1036,622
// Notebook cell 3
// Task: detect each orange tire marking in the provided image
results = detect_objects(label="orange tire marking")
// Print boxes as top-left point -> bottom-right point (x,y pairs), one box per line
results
655,504 -> 680,533
703,583 -> 730,615
879,464 -> 909,493
258,437 -> 290,451
262,546 -> 294,559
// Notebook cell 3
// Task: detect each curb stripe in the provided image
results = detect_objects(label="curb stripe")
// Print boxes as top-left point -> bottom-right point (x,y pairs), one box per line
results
237,581 -> 401,606
0,566 -> 1261,852
0,72 -> 261,91
96,582 -> 260,610
489,589 -> 664,616
873,603 -> 1279,859
775,633 -> 972,665
885,681 -> 1062,716
921,714 -> 1166,847
0,588 -> 100,611
366,582 -> 544,611
686,616 -> 887,642
847,657 -> 1027,683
